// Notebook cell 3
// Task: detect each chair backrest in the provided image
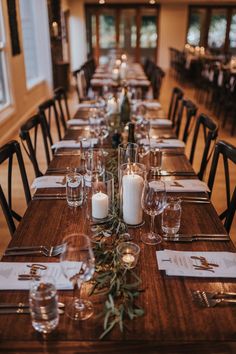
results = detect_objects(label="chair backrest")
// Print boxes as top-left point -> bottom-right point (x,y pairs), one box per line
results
0,140 -> 31,237
168,87 -> 184,125
207,140 -> 236,233
20,113 -> 53,177
38,98 -> 62,141
189,113 -> 218,180
181,99 -> 198,143
54,87 -> 70,133
152,66 -> 165,99
72,68 -> 87,102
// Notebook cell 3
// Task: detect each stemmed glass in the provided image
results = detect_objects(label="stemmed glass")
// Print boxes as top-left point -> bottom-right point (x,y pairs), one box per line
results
60,233 -> 95,320
141,180 -> 166,245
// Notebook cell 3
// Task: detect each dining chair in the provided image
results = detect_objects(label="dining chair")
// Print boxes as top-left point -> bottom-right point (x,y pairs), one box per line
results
54,87 -> 70,133
207,140 -> 236,233
167,87 -> 184,126
151,66 -> 165,99
38,98 -> 62,141
181,99 -> 198,143
19,113 -> 53,177
189,113 -> 218,180
0,140 -> 31,237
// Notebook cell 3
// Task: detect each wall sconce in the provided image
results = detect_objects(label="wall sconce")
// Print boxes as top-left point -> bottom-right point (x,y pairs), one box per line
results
52,21 -> 59,38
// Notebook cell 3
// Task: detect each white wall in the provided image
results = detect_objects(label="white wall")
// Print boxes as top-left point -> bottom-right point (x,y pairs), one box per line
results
158,4 -> 188,70
68,0 -> 87,72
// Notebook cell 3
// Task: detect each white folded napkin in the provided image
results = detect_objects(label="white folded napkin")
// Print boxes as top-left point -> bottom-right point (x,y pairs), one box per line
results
150,119 -> 172,127
67,119 -> 89,126
77,103 -> 96,108
0,262 -> 72,290
139,138 -> 185,148
31,176 -> 66,189
91,78 -> 114,85
128,79 -> 150,86
52,138 -> 98,149
164,179 -> 210,193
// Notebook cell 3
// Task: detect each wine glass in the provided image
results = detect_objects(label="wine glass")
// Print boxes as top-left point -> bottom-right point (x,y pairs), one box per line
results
60,233 -> 95,320
141,180 -> 166,245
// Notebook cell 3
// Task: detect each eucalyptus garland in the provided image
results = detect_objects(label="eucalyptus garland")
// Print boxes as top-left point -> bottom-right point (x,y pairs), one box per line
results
90,151 -> 145,339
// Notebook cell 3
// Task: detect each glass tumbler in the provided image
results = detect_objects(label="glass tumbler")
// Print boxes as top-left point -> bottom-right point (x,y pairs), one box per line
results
66,170 -> 84,207
162,197 -> 182,238
29,275 -> 59,334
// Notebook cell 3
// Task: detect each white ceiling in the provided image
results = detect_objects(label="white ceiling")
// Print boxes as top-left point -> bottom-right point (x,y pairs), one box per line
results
85,0 -> 236,4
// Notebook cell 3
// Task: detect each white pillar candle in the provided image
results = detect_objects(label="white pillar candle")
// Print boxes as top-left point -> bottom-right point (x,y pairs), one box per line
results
92,191 -> 109,219
120,62 -> 127,80
122,173 -> 144,225
112,68 -> 119,81
107,97 -> 118,114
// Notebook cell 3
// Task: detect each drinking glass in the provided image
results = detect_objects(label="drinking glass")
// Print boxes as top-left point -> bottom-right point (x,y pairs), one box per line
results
84,148 -> 105,177
66,170 -> 84,207
118,142 -> 138,170
29,275 -> 59,334
141,180 -> 166,245
149,148 -> 162,175
162,197 -> 182,238
60,233 -> 95,321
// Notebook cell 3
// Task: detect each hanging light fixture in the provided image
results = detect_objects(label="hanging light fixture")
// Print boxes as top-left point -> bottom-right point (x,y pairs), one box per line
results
99,0 -> 105,4
149,0 -> 156,4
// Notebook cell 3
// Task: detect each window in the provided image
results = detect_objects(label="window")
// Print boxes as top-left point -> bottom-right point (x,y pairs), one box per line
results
140,15 -> 157,48
187,9 -> 206,46
99,14 -> 116,49
208,9 -> 227,49
229,11 -> 236,49
0,2 -> 9,110
187,6 -> 236,54
19,0 -> 39,87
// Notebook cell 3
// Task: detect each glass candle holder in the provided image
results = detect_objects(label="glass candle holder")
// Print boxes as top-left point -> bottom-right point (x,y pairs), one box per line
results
119,162 -> 146,227
116,242 -> 140,269
88,171 -> 114,222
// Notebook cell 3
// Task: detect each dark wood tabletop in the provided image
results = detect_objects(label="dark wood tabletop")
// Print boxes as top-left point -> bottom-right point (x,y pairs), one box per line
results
0,107 -> 235,354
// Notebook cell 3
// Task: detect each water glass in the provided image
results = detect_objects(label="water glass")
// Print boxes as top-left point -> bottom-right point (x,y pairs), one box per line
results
149,148 -> 162,175
84,148 -> 105,177
162,197 -> 182,238
29,275 -> 59,334
118,142 -> 138,169
66,170 -> 84,207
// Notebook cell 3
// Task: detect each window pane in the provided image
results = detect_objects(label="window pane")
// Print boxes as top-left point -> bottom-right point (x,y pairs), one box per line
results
19,0 -> 38,83
187,9 -> 206,46
229,11 -> 236,49
99,14 -> 116,49
208,9 -> 227,49
0,52 -> 6,105
140,16 -> 157,48
91,14 -> 96,48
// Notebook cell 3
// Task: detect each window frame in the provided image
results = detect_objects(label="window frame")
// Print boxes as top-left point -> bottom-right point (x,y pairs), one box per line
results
186,5 -> 236,54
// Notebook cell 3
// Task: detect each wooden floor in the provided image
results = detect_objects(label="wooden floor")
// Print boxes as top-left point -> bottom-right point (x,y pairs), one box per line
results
0,70 -> 235,255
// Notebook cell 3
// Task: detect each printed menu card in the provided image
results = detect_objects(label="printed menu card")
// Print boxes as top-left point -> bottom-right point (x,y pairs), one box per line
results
156,250 -> 236,278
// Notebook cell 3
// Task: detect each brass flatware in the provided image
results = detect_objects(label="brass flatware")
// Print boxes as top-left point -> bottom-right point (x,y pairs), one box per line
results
4,243 -> 65,257
160,171 -> 195,176
192,290 -> 236,308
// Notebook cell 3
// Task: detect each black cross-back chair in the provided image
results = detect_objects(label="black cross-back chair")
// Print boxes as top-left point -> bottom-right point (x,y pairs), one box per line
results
54,87 -> 70,133
0,140 -> 31,237
20,113 -> 53,178
181,100 -> 198,143
167,87 -> 184,126
207,140 -> 236,233
38,98 -> 62,141
189,113 -> 218,181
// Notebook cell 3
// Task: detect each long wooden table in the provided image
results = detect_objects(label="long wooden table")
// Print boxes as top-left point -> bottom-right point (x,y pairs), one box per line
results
0,107 -> 236,354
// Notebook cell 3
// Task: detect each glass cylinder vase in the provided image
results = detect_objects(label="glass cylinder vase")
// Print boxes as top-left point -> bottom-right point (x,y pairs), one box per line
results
119,162 -> 146,227
87,171 -> 114,222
